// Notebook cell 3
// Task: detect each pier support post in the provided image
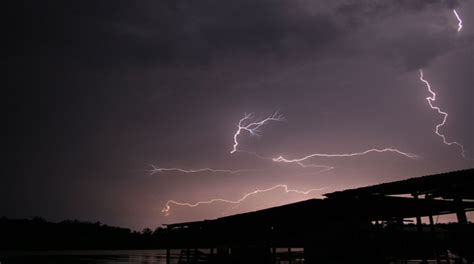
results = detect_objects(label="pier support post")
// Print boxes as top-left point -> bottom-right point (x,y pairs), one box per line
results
166,248 -> 171,264
454,197 -> 468,225
288,248 -> 292,264
412,193 -> 423,232
429,214 -> 441,264
271,247 -> 276,264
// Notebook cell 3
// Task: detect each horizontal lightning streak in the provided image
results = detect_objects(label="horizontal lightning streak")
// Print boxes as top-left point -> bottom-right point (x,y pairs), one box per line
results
234,150 -> 334,172
162,184 -> 327,216
273,148 -> 419,165
230,112 -> 284,154
232,149 -> 274,161
148,165 -> 258,175
419,69 -> 466,158
291,162 -> 335,172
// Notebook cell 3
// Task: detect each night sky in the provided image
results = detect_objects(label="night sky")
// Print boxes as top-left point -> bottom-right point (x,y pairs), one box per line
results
4,0 -> 474,230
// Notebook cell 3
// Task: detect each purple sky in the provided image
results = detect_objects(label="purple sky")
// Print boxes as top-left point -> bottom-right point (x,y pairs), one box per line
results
3,0 -> 474,230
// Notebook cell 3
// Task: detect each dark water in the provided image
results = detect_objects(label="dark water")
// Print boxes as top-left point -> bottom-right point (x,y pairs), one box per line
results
0,250 -> 169,264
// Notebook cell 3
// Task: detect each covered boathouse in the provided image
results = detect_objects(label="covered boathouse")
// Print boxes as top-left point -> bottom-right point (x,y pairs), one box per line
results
157,168 -> 474,264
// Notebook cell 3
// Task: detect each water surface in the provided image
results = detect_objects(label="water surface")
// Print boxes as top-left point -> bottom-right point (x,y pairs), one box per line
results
0,250 -> 169,264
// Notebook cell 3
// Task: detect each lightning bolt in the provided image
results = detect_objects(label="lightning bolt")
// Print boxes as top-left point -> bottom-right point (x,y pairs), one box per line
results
273,148 -> 418,166
230,112 -> 284,154
232,149 -> 274,161
453,9 -> 463,32
232,149 -> 334,172
281,160 -> 335,172
418,69 -> 466,158
162,184 -> 327,216
148,165 -> 259,175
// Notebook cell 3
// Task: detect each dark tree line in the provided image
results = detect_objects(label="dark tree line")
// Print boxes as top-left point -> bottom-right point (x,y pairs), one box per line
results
0,217 -> 166,250
2,217 -> 471,251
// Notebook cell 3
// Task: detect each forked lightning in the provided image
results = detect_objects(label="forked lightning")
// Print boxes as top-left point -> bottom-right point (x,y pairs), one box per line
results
230,112 -> 284,154
419,69 -> 466,158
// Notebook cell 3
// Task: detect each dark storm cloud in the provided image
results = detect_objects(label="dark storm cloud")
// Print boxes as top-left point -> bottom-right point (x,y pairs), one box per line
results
7,0 -> 341,67
7,0 -> 467,69
7,0 -> 180,66
335,0 -> 460,20
328,0 -> 471,70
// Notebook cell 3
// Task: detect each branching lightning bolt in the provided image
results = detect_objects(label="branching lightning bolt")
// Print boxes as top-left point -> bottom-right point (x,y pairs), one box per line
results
453,9 -> 463,32
418,69 -> 466,158
230,112 -> 284,154
273,148 -> 418,166
148,165 -> 259,175
162,184 -> 328,216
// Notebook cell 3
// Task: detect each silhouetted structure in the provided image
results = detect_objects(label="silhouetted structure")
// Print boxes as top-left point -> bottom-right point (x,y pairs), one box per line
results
158,169 -> 474,264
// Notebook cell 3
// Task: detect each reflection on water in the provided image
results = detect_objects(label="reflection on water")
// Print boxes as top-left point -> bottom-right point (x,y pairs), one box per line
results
0,250 -> 168,264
